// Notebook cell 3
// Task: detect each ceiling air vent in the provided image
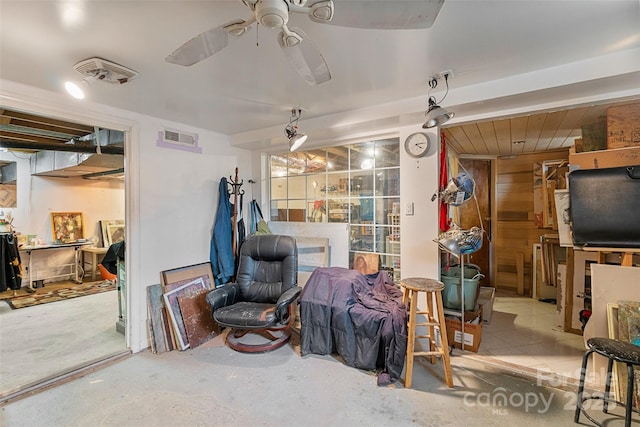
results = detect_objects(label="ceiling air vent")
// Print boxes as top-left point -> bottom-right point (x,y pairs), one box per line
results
156,128 -> 202,154
72,57 -> 138,84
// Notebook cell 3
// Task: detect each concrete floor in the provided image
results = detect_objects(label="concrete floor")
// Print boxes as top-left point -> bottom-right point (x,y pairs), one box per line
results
0,288 -> 126,397
1,289 -> 637,426
1,330 -> 637,427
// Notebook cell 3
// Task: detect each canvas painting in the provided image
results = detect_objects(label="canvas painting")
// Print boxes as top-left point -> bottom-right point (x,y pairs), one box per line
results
533,162 -> 544,228
100,219 -> 125,247
554,189 -> 572,247
162,277 -> 209,350
50,212 -> 84,243
161,262 -> 215,293
617,300 -> 640,409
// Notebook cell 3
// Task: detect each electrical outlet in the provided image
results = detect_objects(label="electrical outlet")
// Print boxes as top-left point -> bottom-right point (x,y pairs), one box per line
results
434,69 -> 454,81
406,202 -> 414,216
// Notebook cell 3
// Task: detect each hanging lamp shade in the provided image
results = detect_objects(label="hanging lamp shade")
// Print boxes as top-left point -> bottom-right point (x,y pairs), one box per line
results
285,108 -> 308,152
423,97 -> 454,128
289,133 -> 308,152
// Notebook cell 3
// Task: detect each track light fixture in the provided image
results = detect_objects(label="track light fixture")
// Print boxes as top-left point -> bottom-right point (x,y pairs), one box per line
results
423,73 -> 455,129
285,108 -> 308,152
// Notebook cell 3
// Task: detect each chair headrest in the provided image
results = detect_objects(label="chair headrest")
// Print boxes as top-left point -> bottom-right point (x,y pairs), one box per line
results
241,234 -> 297,261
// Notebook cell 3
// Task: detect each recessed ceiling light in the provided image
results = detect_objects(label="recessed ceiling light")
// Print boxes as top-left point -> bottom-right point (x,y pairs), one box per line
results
513,140 -> 526,145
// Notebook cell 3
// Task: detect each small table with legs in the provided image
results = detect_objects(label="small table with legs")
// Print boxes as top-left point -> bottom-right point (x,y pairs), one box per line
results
81,247 -> 108,281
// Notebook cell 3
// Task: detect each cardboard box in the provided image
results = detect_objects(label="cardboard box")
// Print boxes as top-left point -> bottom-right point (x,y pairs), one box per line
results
477,286 -> 495,324
443,306 -> 483,323
607,102 -> 640,149
569,145 -> 640,170
581,116 -> 607,152
445,316 -> 482,353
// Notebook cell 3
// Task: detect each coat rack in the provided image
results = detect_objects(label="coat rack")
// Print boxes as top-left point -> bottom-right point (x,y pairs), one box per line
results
228,167 -> 244,256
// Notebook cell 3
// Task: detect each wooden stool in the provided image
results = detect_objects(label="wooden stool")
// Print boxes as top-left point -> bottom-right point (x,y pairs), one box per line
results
400,277 -> 453,388
575,337 -> 640,427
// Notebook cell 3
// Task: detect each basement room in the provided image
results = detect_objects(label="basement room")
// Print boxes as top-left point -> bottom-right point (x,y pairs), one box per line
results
1,1 -> 639,426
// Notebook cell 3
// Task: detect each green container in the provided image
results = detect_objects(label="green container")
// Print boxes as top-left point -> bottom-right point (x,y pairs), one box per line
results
441,265 -> 482,311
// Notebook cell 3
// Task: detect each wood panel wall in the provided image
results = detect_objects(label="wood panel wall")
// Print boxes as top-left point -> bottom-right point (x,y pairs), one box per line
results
494,149 -> 569,294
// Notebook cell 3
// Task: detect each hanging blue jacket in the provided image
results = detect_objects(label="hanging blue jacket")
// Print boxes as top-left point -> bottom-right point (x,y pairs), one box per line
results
210,177 -> 234,286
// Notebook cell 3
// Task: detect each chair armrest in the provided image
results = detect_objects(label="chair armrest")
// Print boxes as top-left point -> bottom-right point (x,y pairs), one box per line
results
206,283 -> 240,313
275,286 -> 302,321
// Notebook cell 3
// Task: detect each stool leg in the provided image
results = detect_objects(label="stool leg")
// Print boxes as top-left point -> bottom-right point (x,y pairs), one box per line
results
435,291 -> 453,388
405,289 -> 417,388
426,291 -> 437,364
625,363 -> 634,427
604,357 -> 614,414
402,286 -> 409,307
575,349 -> 593,423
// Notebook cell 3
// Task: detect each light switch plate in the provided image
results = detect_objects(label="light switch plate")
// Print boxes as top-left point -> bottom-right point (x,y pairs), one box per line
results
406,202 -> 414,215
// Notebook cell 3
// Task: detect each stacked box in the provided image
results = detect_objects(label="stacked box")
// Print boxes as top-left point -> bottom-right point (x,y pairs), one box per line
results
581,115 -> 607,152
607,102 -> 640,149
445,317 -> 482,353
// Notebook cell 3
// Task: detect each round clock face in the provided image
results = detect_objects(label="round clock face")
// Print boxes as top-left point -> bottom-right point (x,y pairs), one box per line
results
404,132 -> 431,158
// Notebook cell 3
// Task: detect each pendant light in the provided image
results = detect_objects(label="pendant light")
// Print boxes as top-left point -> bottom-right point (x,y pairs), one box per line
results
423,73 -> 454,129
285,108 -> 308,152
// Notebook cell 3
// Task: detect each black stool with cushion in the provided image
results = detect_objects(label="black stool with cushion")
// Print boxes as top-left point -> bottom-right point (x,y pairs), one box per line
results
575,337 -> 640,427
206,234 -> 300,353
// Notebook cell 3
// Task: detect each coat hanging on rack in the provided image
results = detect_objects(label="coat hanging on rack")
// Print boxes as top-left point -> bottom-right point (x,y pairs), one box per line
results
210,177 -> 234,286
0,233 -> 22,292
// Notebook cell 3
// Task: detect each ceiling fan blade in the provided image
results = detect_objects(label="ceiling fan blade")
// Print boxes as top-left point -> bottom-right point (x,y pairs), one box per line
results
165,20 -> 249,66
311,0 -> 445,29
278,27 -> 331,86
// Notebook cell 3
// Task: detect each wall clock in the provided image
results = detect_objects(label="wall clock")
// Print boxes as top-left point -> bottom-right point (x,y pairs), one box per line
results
404,132 -> 432,158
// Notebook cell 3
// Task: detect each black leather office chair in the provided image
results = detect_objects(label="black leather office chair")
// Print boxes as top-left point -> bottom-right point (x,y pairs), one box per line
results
206,234 -> 300,353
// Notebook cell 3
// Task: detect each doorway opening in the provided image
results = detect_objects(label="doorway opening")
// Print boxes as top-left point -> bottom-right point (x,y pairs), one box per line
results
0,107 -> 129,401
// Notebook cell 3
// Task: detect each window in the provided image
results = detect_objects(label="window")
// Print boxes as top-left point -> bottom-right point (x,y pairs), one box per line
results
269,138 -> 401,281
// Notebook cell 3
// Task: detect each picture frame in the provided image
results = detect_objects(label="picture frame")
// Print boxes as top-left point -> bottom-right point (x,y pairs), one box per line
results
541,159 -> 569,228
553,189 -> 572,247
99,219 -> 125,247
160,261 -> 215,293
50,212 -> 84,243
160,262 -> 216,350
162,277 -> 209,350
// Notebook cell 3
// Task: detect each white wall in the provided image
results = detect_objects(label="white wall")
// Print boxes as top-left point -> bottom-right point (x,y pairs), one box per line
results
398,127 -> 441,281
1,80 -> 252,352
1,151 -> 125,242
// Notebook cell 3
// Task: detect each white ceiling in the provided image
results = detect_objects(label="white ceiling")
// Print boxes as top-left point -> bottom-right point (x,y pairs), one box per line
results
1,0 -> 639,154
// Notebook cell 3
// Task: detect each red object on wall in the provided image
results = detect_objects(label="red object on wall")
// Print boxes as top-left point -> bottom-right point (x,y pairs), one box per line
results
439,132 -> 451,232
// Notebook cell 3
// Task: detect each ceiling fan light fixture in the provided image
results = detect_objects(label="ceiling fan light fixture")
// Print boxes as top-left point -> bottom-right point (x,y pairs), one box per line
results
224,21 -> 249,37
309,1 -> 334,22
255,0 -> 289,28
280,27 -> 303,47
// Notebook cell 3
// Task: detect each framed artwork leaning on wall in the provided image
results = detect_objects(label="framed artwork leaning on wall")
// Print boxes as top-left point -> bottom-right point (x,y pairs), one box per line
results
50,212 -> 84,243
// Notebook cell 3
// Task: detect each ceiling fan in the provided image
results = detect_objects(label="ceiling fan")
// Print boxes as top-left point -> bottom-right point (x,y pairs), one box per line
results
165,0 -> 444,86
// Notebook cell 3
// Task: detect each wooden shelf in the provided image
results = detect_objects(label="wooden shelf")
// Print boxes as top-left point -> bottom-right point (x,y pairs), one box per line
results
569,145 -> 640,170
580,246 -> 640,267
